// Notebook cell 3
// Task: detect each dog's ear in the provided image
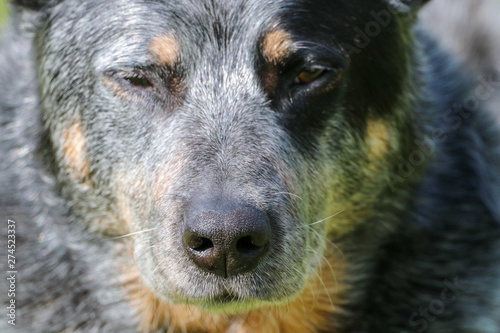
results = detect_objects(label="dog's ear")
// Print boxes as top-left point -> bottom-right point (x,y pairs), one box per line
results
10,0 -> 61,10
385,0 -> 431,13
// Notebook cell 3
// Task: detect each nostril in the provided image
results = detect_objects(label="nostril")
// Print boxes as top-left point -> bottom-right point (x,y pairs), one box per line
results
236,236 -> 266,254
183,232 -> 214,252
192,237 -> 214,252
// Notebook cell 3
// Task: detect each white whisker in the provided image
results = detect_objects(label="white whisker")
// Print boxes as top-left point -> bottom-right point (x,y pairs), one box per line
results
111,227 -> 157,240
310,209 -> 346,225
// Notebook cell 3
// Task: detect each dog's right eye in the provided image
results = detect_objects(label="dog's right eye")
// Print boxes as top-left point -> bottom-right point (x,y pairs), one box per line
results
102,70 -> 160,100
123,73 -> 153,89
103,70 -> 156,93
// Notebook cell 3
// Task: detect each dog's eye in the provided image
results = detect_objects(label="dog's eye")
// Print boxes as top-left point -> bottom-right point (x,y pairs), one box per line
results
294,68 -> 326,85
124,74 -> 153,89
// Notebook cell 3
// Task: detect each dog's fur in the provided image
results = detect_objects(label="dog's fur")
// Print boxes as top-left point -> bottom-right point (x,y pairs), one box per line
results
1,0 -> 500,332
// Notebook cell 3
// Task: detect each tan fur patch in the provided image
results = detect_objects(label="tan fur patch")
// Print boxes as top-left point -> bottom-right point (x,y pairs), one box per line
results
120,246 -> 345,333
365,119 -> 391,161
262,28 -> 294,64
149,34 -> 179,66
102,77 -> 133,100
62,122 -> 91,183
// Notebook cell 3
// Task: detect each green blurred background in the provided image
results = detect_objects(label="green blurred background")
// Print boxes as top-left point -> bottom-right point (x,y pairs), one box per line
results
0,1 -> 7,22
0,0 -> 6,19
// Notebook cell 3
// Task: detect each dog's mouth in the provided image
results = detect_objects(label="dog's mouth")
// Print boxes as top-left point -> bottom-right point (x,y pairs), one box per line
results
192,292 -> 279,313
204,291 -> 248,309
162,272 -> 298,313
213,291 -> 235,304
177,281 -> 274,308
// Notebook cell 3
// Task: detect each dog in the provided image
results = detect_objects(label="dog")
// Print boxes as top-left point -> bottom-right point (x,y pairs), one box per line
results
1,0 -> 500,332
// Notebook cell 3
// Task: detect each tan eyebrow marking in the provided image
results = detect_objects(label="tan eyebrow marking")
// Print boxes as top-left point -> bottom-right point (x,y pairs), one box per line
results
261,28 -> 294,63
149,34 -> 179,66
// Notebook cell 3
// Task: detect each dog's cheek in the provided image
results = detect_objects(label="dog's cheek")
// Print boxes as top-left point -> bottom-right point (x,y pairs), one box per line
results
316,118 -> 401,237
56,120 -> 132,236
112,167 -> 151,234
301,140 -> 359,239
134,146 -> 194,280
300,120 -> 381,238
111,163 -> 176,296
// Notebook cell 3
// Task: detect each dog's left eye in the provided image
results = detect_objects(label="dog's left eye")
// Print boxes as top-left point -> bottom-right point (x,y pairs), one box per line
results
294,68 -> 326,85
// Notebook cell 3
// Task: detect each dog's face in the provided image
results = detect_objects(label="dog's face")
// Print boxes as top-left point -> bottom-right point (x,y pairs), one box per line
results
39,0 -> 420,312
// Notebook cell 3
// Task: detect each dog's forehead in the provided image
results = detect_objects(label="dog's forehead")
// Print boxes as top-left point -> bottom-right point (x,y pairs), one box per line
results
138,0 -> 361,40
102,0 -> 284,37
55,0 -> 370,61
45,0 -> 393,80
59,0 -> 281,67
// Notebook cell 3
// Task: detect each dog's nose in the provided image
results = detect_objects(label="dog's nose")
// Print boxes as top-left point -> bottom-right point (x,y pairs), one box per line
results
183,201 -> 271,277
